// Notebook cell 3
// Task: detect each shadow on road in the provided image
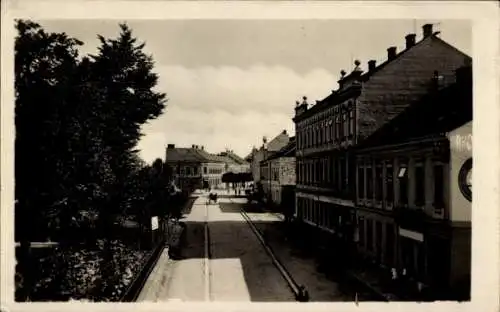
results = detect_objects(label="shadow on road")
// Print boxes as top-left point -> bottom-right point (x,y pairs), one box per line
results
218,201 -> 268,214
179,219 -> 295,302
216,194 -> 248,199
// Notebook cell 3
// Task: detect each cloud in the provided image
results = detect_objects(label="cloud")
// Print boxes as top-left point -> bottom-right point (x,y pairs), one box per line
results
138,65 -> 335,163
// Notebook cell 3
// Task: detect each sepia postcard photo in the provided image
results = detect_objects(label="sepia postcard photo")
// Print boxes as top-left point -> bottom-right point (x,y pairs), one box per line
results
1,1 -> 499,312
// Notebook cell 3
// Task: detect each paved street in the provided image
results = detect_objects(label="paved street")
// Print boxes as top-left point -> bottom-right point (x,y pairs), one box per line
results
138,191 -> 294,302
138,191 -> 377,302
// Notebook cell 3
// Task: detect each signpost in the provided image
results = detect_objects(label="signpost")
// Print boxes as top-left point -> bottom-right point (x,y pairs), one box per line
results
151,216 -> 159,231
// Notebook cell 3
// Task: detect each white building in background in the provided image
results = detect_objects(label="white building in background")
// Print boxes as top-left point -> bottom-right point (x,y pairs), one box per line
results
247,130 -> 290,183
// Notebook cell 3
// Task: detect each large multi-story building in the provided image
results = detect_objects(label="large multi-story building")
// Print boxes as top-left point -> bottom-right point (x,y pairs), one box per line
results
354,65 -> 472,300
259,137 -> 296,210
248,130 -> 290,183
165,144 -> 225,191
292,24 -> 471,265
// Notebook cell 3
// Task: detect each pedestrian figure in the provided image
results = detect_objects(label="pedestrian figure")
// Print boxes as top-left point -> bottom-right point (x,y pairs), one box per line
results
390,267 -> 398,293
296,285 -> 309,302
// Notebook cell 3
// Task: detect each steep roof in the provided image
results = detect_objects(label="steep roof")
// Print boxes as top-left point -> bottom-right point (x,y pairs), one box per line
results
266,137 -> 296,160
219,151 -> 248,165
267,130 -> 290,152
357,66 -> 472,149
165,147 -> 209,163
296,34 -> 471,121
165,147 -> 224,163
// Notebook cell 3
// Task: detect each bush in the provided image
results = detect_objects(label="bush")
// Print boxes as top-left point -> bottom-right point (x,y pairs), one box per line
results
16,240 -> 151,302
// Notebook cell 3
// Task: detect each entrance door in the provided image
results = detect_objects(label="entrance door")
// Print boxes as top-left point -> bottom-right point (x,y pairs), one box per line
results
375,221 -> 383,264
427,237 -> 450,295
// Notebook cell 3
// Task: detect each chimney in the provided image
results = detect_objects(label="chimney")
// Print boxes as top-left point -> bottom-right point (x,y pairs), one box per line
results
191,144 -> 195,149
201,145 -> 204,150
368,60 -> 376,72
423,24 -> 433,38
387,47 -> 397,60
282,130 -> 287,135
167,144 -> 175,149
405,33 -> 416,49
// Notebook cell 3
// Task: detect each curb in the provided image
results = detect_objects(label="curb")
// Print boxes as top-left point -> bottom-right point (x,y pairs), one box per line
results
240,210 -> 308,302
120,240 -> 166,302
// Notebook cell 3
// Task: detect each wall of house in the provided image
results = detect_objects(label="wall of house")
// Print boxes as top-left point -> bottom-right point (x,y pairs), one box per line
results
251,149 -> 267,182
358,37 -> 470,141
449,226 -> 471,298
202,162 -> 226,188
447,121 -> 472,222
279,157 -> 296,186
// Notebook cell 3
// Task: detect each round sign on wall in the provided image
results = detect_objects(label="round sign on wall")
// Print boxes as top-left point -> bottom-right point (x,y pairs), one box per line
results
458,158 -> 472,202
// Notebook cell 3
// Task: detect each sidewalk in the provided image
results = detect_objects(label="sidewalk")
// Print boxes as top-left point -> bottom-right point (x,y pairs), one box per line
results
244,211 -> 371,301
250,208 -> 404,301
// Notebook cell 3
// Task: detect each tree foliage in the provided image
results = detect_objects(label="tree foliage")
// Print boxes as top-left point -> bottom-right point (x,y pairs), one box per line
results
14,20 -> 168,244
221,172 -> 253,184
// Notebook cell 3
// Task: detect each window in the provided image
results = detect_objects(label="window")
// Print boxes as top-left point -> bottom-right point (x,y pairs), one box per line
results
194,166 -> 198,175
386,163 -> 394,204
398,164 -> 408,206
320,124 -> 324,144
415,164 -> 425,206
358,217 -> 365,247
416,242 -> 426,279
340,159 -> 346,192
366,166 -> 373,199
375,221 -> 383,263
330,158 -> 335,184
366,219 -> 373,251
343,112 -> 348,139
386,224 -> 395,266
335,116 -> 340,140
349,109 -> 355,136
433,164 -> 444,209
375,165 -> 383,202
358,165 -> 365,199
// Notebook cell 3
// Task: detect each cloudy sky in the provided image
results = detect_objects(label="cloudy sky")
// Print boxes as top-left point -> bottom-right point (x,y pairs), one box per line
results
38,19 -> 471,163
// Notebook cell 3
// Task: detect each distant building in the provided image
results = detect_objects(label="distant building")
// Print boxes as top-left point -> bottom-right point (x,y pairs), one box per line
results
259,137 -> 296,212
165,144 -> 225,191
248,130 -> 290,183
218,149 -> 251,173
353,65 -> 472,300
292,24 -> 471,275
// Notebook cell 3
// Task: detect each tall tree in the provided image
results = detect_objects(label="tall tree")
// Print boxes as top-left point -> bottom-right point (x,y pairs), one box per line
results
90,23 -> 167,217
15,20 -> 84,242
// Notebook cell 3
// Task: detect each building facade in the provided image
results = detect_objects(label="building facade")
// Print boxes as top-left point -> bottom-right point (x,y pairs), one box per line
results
292,24 -> 471,267
249,130 -> 290,183
354,66 -> 472,300
165,144 -> 225,191
259,138 -> 296,208
201,161 -> 226,189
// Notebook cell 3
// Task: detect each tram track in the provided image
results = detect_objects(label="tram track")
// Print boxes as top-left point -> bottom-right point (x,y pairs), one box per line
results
231,198 -> 307,302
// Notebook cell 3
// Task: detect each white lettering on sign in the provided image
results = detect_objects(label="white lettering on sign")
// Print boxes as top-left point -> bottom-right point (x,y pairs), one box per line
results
452,134 -> 472,153
151,216 -> 159,231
